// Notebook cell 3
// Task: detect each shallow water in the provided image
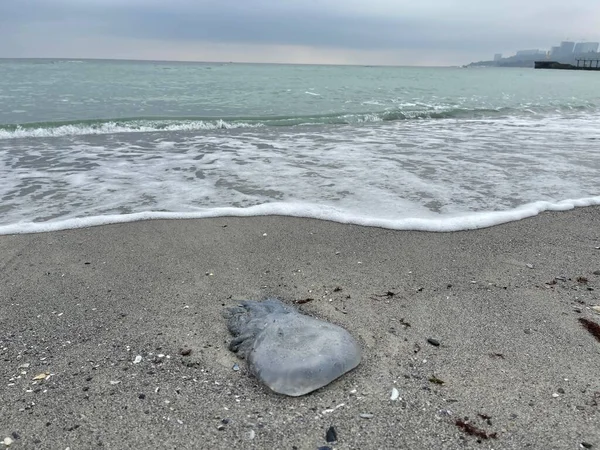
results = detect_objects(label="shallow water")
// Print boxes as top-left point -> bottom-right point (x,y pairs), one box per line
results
1,59 -> 599,234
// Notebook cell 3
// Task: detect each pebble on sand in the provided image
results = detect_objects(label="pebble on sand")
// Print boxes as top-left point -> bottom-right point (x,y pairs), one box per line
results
390,388 -> 400,401
325,426 -> 337,443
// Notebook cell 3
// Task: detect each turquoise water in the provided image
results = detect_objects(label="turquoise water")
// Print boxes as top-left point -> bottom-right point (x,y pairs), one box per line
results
2,59 -> 599,131
0,59 -> 599,233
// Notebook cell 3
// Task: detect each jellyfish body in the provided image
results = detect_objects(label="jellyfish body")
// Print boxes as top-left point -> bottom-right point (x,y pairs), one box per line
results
224,299 -> 361,396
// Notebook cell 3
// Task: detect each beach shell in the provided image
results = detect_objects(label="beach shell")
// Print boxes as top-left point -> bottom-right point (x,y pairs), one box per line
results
224,299 -> 361,396
32,373 -> 49,381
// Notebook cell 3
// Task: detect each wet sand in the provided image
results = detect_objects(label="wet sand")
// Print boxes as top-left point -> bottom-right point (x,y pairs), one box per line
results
1,207 -> 599,449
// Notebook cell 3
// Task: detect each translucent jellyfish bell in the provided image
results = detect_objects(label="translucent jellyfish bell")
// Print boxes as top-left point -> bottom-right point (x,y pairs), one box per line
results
224,299 -> 361,396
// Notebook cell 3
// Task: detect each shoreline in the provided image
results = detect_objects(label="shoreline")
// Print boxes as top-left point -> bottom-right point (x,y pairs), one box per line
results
1,207 -> 599,448
1,195 -> 600,236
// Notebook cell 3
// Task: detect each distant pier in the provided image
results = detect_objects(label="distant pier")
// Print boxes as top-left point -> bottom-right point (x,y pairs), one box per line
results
535,59 -> 600,71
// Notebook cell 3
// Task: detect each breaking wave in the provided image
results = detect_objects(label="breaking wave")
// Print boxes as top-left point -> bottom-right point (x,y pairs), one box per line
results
1,103 -> 597,139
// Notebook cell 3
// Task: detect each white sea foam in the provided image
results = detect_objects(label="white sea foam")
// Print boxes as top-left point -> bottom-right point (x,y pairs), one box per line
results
1,197 -> 599,235
1,113 -> 599,235
0,120 -> 263,139
155,141 -> 176,150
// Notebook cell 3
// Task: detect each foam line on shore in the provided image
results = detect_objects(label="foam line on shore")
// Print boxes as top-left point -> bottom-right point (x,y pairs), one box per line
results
1,196 -> 599,235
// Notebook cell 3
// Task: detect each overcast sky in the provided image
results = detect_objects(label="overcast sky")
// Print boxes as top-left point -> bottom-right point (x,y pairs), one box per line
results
1,0 -> 599,66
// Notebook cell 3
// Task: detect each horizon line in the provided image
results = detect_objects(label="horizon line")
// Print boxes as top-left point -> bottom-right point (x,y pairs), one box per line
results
0,56 -> 464,69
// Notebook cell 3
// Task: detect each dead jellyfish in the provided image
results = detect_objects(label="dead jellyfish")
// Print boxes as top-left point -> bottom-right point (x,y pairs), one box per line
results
224,298 -> 361,396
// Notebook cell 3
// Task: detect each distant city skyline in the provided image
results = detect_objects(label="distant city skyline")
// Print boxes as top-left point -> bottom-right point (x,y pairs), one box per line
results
468,39 -> 600,68
494,40 -> 599,60
1,1 -> 600,66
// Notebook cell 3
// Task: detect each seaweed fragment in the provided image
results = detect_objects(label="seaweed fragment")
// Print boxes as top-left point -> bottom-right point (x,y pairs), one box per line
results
489,352 -> 505,359
293,298 -> 314,304
579,318 -> 600,342
371,291 -> 397,300
577,276 -> 589,284
455,419 -> 497,440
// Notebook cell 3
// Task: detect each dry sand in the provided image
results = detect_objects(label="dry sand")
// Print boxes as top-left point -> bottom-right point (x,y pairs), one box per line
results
1,207 -> 599,449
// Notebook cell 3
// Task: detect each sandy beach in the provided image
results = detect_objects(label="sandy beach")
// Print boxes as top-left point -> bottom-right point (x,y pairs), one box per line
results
1,207 -> 599,449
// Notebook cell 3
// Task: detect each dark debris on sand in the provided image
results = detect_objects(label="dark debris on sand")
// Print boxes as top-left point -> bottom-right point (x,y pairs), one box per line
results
455,419 -> 498,441
579,318 -> 600,342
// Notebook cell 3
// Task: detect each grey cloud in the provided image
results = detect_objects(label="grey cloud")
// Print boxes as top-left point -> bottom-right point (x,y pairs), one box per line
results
1,0 -> 599,63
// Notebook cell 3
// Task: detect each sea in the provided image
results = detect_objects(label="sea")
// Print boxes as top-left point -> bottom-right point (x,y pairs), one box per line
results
1,58 -> 599,235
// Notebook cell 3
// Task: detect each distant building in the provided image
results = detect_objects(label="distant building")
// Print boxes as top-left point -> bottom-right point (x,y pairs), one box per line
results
559,41 -> 575,56
468,40 -> 600,68
573,42 -> 599,53
516,49 -> 544,56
